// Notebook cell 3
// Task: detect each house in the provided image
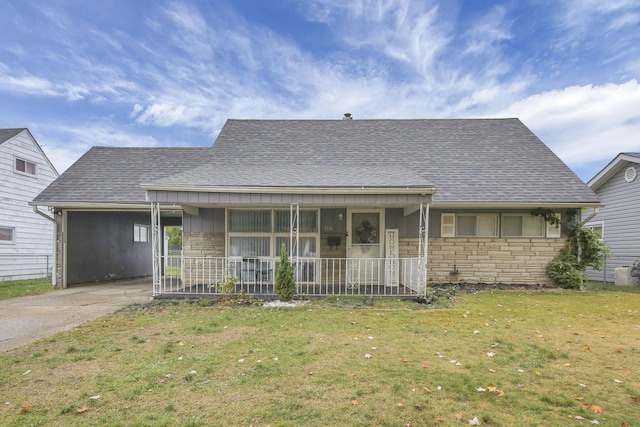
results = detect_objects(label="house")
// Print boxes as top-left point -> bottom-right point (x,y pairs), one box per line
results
1,128 -> 59,281
583,153 -> 640,283
32,117 -> 601,296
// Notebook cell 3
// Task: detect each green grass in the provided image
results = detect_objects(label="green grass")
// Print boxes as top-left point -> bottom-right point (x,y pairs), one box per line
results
0,278 -> 52,301
0,290 -> 638,426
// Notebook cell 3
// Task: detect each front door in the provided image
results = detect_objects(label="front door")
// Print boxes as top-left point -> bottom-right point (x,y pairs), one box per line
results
347,209 -> 384,285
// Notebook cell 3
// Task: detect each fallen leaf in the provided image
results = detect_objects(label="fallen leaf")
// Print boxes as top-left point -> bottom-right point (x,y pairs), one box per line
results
488,368 -> 497,373
576,397 -> 584,401
351,400 -> 359,405
422,363 -> 429,368
20,405 -> 32,412
495,390 -> 505,397
487,386 -> 497,392
585,346 -> 590,351
590,420 -> 599,425
631,396 -> 638,403
487,352 -> 496,357
535,371 -> 542,376
575,416 -> 586,420
414,403 -> 424,410
397,403 -> 405,407
76,406 -> 89,413
591,405 -> 603,413
307,370 -> 314,375
455,413 -> 463,420
616,349 -> 623,353
614,379 -> 623,384
364,354 -> 372,359
476,387 -> 486,392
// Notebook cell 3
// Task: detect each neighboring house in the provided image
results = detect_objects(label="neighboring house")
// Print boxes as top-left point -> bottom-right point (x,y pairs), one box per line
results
1,128 -> 59,281
32,117 -> 600,296
583,153 -> 640,283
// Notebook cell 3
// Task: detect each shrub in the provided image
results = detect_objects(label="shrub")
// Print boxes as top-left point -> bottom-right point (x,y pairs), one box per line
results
546,251 -> 587,289
275,244 -> 296,302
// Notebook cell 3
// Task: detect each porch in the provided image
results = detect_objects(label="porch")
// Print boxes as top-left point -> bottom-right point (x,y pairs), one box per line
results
157,255 -> 427,297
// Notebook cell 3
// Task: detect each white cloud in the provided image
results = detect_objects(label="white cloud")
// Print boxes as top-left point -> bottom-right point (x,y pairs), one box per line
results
497,80 -> 640,168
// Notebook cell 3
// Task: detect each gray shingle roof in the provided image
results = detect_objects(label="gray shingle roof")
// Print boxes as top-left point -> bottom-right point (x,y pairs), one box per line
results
33,147 -> 214,204
0,128 -> 26,144
148,118 -> 599,205
34,118 -> 600,206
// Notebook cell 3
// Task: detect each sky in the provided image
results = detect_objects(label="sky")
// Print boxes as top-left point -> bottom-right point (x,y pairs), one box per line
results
1,0 -> 639,182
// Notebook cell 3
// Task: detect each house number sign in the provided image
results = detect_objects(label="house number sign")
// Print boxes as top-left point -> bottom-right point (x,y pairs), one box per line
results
385,229 -> 399,287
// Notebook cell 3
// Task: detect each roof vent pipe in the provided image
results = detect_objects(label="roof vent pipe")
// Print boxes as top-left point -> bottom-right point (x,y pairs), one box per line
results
343,113 -> 352,120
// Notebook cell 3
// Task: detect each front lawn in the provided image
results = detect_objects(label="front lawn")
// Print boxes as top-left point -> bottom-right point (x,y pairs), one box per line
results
0,278 -> 52,301
1,290 -> 638,426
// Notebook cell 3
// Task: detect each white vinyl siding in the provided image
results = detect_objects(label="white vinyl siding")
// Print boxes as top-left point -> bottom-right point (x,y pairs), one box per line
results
0,130 -> 59,280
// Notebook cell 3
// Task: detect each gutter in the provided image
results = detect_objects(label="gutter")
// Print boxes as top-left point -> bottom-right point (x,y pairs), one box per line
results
32,206 -> 56,223
579,207 -> 600,226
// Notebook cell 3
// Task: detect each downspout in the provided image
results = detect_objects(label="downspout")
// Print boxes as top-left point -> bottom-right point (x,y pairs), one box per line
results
32,206 -> 57,288
577,208 -> 600,292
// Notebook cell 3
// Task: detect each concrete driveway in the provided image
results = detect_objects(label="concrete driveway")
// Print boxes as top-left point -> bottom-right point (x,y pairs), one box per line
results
0,278 -> 153,353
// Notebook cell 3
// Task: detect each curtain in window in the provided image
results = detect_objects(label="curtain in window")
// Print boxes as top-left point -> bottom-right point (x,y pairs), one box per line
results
274,210 -> 318,233
275,236 -> 316,257
229,237 -> 270,257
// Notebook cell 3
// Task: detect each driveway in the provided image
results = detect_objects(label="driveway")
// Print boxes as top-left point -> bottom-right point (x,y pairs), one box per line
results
0,278 -> 153,353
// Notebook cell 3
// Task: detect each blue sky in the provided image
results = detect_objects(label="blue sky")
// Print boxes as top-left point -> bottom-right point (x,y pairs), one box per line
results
1,0 -> 639,182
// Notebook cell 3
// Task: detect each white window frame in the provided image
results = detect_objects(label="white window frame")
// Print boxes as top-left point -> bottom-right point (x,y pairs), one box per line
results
226,208 -> 320,258
441,213 -> 455,237
134,224 -> 150,242
584,221 -> 604,240
14,157 -> 37,176
546,213 -> 562,238
0,226 -> 15,244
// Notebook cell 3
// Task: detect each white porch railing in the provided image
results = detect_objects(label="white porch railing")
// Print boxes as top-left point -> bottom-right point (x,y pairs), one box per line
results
158,256 -> 426,297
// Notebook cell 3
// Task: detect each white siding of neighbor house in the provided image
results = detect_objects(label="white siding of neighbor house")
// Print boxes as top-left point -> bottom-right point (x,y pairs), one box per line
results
0,130 -> 59,280
584,162 -> 640,283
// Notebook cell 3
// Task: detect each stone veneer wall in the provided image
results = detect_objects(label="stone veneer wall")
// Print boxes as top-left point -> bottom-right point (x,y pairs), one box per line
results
54,231 -> 63,288
400,237 -> 566,286
182,232 -> 226,286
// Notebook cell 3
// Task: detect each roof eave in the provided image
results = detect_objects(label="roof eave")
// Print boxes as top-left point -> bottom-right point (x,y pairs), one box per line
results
587,153 -> 640,190
430,202 -> 604,209
140,184 -> 436,195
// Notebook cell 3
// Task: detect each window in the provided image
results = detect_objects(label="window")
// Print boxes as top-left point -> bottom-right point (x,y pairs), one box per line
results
227,209 -> 319,258
15,158 -> 36,175
585,222 -> 604,239
0,227 -> 15,243
134,224 -> 149,242
502,214 -> 545,237
440,214 -> 498,237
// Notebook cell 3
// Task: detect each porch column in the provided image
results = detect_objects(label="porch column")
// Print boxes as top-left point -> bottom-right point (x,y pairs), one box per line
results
151,202 -> 161,296
290,203 -> 299,282
418,203 -> 430,295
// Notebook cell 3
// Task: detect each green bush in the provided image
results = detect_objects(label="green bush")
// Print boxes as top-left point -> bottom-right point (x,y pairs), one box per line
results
546,252 -> 587,289
275,244 -> 296,302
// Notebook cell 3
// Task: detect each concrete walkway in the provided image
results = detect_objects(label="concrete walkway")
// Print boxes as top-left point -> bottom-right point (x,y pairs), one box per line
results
0,278 -> 153,353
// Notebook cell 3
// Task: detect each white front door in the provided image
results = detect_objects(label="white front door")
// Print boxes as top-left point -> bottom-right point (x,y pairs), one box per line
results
347,209 -> 384,285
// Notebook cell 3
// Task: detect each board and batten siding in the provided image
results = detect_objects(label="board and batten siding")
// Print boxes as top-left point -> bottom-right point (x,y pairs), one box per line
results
584,162 -> 640,283
0,130 -> 59,280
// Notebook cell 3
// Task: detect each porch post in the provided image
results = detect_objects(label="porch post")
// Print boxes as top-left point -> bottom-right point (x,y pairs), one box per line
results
419,203 -> 430,296
151,202 -> 162,296
290,203 -> 299,282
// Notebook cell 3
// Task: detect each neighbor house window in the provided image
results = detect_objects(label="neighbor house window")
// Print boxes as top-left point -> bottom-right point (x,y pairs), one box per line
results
134,224 -> 149,242
0,227 -> 15,243
440,214 -> 498,237
15,158 -> 36,175
585,222 -> 604,239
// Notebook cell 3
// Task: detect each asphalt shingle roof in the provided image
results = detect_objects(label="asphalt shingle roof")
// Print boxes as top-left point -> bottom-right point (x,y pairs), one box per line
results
0,128 -> 26,144
34,118 -> 600,206
33,147 -> 214,204
148,118 -> 599,204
